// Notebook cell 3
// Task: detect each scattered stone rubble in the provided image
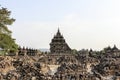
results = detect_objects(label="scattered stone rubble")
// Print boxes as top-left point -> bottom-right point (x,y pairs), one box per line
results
0,55 -> 49,80
0,45 -> 120,80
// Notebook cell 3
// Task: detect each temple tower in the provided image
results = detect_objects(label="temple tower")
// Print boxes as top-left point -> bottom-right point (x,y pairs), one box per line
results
50,29 -> 71,53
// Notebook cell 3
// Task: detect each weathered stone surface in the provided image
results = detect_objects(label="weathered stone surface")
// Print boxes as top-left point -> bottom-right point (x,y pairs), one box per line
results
0,45 -> 120,80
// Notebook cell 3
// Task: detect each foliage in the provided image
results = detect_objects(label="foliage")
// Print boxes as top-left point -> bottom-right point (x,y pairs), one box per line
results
0,33 -> 18,51
0,6 -> 18,54
72,49 -> 78,54
0,7 -> 15,35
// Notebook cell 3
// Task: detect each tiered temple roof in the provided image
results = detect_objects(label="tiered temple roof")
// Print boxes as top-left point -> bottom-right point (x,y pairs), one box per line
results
50,29 -> 71,53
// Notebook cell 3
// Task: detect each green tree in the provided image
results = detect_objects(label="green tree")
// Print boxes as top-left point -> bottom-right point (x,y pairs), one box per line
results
0,6 -> 18,54
72,49 -> 78,54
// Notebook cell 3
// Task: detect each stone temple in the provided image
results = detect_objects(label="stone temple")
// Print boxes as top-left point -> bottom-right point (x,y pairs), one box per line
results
50,29 -> 71,54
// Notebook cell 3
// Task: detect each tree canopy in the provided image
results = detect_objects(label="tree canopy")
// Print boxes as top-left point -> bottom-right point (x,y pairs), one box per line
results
0,6 -> 18,54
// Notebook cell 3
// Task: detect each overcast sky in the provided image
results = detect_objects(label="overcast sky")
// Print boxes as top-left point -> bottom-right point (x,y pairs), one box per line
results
1,0 -> 120,50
